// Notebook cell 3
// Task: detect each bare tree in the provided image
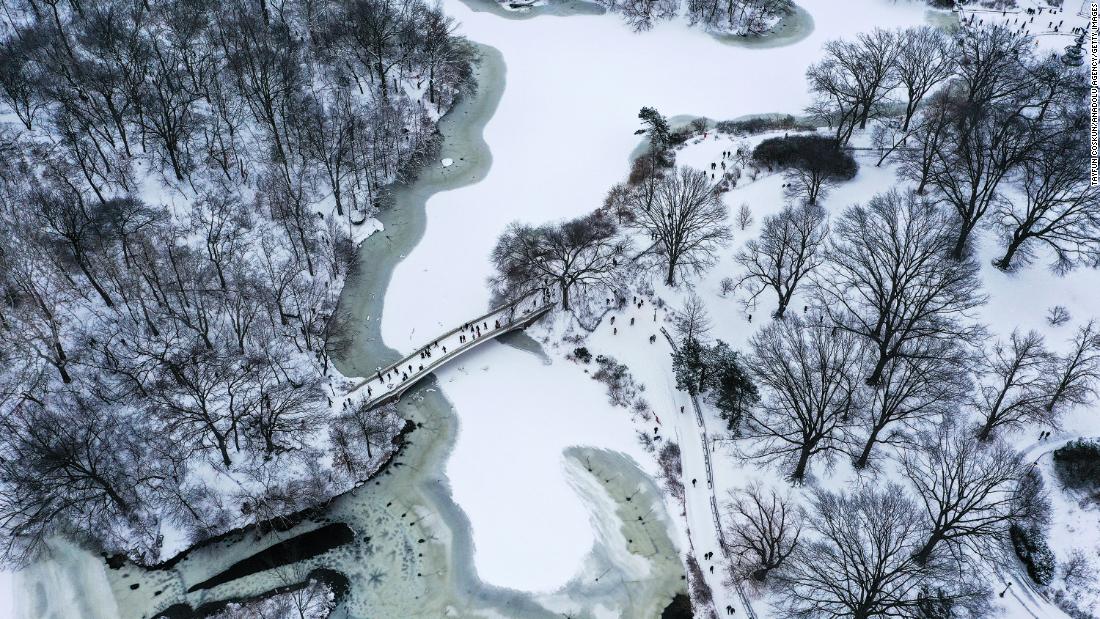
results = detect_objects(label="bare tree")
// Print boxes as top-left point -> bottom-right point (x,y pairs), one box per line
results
894,26 -> 954,132
723,483 -> 802,582
737,202 -> 753,230
0,395 -> 154,564
954,25 -> 1035,110
993,119 -> 1100,272
779,484 -> 948,619
928,30 -> 1076,260
805,29 -> 900,145
813,190 -> 986,385
735,202 -> 827,318
1043,320 -> 1100,419
626,166 -> 731,285
686,0 -> 793,35
973,330 -> 1051,441
755,135 -> 856,205
743,315 -> 861,482
604,0 -> 680,32
489,211 -> 629,311
903,427 -> 1026,564
331,401 -> 403,477
672,291 -> 712,343
927,98 -> 1038,260
897,88 -> 954,194
851,340 -> 968,469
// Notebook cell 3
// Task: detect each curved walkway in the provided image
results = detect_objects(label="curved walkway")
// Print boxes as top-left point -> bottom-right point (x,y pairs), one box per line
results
349,289 -> 554,408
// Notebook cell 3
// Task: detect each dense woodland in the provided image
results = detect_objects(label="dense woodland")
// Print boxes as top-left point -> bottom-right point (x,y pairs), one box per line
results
0,0 -> 473,565
490,22 -> 1100,619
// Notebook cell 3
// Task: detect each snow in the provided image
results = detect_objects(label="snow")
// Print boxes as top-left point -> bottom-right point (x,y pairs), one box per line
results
435,334 -> 656,590
0,571 -> 12,619
442,157 -> 455,167
6,0 -> 1098,615
373,0 -> 940,600
10,540 -> 122,619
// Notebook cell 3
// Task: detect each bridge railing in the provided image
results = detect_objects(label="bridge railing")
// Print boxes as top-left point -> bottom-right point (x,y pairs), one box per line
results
354,288 -> 552,386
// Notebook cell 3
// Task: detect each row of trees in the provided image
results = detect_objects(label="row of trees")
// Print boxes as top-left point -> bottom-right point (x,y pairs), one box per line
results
730,189 -> 1100,480
724,429 -> 1030,618
595,0 -> 792,33
0,0 -> 469,564
808,24 -> 1097,269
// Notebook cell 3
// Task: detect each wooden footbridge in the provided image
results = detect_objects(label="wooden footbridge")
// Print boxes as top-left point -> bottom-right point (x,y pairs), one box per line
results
349,289 -> 555,408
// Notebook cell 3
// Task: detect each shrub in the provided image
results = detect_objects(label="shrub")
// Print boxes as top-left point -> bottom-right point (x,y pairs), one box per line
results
593,354 -> 643,407
1053,439 -> 1100,493
573,346 -> 593,363
628,152 -> 672,184
1010,523 -> 1056,586
752,134 -> 857,181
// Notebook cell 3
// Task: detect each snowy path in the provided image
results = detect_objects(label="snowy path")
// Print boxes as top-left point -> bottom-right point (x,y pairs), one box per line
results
659,327 -> 754,618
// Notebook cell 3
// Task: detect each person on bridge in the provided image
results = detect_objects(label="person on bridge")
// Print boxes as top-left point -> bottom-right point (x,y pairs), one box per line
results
494,319 -> 500,329
367,387 -> 372,397
442,346 -> 447,353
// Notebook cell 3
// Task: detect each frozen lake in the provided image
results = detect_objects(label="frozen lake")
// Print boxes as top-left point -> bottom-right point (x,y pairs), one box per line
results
381,0 -> 937,594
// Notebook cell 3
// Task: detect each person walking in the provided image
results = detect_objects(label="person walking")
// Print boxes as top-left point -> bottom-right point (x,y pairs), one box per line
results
691,478 -> 697,487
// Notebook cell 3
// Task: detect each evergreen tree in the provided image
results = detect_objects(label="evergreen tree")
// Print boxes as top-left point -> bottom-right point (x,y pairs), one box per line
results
672,335 -> 709,396
708,340 -> 759,433
636,106 -> 671,153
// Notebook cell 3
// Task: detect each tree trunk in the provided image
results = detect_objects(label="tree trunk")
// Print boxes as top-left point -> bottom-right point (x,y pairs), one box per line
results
866,351 -> 889,386
56,362 -> 72,384
995,236 -> 1025,271
665,259 -> 676,286
914,533 -> 941,565
791,446 -> 811,482
854,425 -> 882,469
76,258 -> 115,308
951,223 -> 973,261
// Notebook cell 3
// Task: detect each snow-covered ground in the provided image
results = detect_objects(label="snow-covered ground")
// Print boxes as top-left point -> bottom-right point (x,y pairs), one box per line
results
379,0 -> 938,598
8,0 -> 1099,616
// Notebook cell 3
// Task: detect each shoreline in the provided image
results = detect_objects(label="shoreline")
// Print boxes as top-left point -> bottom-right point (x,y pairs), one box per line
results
70,42 -> 684,619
